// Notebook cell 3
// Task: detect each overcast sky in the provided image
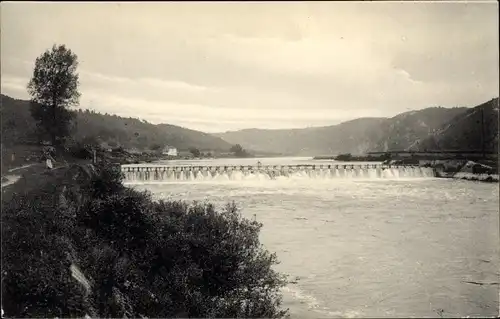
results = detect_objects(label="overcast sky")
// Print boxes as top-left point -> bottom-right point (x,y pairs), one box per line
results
1,1 -> 498,133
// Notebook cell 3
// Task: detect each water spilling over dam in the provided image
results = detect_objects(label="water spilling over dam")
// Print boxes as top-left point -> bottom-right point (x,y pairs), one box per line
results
121,164 -> 436,183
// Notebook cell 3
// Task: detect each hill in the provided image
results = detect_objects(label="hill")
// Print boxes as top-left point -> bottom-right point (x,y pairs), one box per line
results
1,94 -> 232,152
213,118 -> 387,156
215,107 -> 469,156
410,98 -> 499,153
369,106 -> 468,152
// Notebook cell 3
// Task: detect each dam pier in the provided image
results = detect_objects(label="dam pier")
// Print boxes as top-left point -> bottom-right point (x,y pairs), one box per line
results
121,163 -> 436,182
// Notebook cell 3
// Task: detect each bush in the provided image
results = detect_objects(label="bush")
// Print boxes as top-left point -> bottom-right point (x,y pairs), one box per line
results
1,174 -> 88,317
334,153 -> 352,161
1,163 -> 289,318
111,146 -> 125,154
89,164 -> 125,199
68,142 -> 93,160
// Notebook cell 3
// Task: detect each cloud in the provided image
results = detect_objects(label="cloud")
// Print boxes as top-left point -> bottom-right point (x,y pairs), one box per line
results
1,2 -> 498,132
1,75 -> 27,94
77,83 -> 388,132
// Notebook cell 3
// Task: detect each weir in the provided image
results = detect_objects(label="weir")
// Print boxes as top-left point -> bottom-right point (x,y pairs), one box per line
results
121,164 -> 436,182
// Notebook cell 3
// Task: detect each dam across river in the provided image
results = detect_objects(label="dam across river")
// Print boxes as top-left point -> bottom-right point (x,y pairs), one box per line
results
121,163 -> 436,183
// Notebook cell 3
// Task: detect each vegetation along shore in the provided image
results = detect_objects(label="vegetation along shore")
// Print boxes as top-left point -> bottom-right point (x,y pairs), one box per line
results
1,163 -> 289,318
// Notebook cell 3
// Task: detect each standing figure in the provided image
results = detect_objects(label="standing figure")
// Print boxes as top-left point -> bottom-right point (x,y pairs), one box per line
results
42,147 -> 56,169
46,157 -> 53,169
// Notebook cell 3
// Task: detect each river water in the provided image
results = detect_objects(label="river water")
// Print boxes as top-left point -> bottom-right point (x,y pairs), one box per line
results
124,157 -> 499,318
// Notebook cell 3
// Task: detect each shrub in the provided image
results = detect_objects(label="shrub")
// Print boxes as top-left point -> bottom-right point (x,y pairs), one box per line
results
1,177 -> 88,317
1,163 -> 289,318
68,142 -> 93,159
89,164 -> 125,199
334,153 -> 353,161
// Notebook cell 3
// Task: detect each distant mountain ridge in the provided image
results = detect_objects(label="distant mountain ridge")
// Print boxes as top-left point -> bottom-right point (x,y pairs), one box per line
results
215,100 -> 498,156
369,106 -> 469,152
1,94 -> 232,151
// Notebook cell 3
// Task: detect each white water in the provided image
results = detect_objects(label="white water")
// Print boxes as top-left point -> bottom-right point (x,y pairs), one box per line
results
123,166 -> 435,183
127,157 -> 499,318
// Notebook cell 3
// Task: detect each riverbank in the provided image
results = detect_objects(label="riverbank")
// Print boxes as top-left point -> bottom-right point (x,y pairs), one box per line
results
455,172 -> 500,182
313,154 -> 390,162
436,171 -> 500,183
1,163 -> 288,318
431,159 -> 499,183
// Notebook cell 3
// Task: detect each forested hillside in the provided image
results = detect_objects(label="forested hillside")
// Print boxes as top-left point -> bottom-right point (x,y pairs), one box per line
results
1,94 -> 232,151
410,98 -> 499,153
369,106 -> 468,152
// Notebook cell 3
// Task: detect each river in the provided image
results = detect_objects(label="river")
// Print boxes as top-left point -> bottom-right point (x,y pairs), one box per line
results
124,157 -> 499,318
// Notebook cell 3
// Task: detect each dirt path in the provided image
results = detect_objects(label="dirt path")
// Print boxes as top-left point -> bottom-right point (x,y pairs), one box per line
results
1,175 -> 21,188
7,163 -> 36,173
1,163 -> 45,189
1,163 -> 40,188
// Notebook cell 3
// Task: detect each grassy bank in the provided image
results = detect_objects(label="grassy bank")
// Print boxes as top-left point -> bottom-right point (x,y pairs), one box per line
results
1,163 -> 289,318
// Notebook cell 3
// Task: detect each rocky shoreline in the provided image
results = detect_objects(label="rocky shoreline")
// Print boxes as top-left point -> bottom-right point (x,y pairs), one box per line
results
433,159 -> 499,183
449,172 -> 499,183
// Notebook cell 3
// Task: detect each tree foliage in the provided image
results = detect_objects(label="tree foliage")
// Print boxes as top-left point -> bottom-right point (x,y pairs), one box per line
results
230,144 -> 243,154
27,44 -> 80,147
189,147 -> 201,157
334,153 -> 352,161
230,144 -> 251,157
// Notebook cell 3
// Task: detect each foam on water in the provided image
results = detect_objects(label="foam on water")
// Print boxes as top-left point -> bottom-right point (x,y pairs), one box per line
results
123,166 -> 436,184
282,285 -> 364,318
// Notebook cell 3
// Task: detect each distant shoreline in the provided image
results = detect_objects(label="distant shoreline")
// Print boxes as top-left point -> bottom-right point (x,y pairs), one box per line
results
313,155 -> 390,162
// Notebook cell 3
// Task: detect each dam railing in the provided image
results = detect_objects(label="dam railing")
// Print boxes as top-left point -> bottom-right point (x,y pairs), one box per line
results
122,163 -> 418,172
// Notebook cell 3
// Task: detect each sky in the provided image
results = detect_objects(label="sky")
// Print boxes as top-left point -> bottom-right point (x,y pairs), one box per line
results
1,1 -> 499,133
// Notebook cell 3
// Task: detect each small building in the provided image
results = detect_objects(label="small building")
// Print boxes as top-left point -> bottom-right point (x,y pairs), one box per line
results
127,148 -> 142,155
162,146 -> 178,157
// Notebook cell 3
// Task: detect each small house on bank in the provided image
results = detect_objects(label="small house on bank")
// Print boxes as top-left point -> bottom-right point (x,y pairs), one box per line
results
162,146 -> 178,157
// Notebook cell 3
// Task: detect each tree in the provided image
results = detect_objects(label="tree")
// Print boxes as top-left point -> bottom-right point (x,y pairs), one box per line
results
230,144 -> 244,154
27,44 -> 81,147
189,147 -> 201,157
230,144 -> 250,157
